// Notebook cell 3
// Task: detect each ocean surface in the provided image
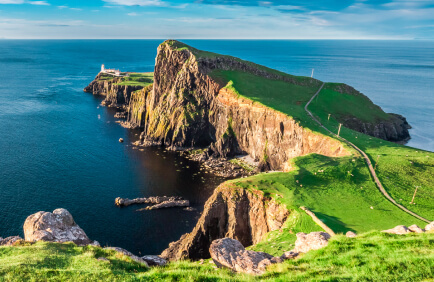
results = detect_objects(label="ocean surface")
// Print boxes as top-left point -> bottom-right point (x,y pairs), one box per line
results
0,40 -> 433,255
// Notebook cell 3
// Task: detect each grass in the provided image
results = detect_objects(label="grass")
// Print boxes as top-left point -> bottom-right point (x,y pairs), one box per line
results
307,97 -> 434,221
1,232 -> 432,281
114,72 -> 154,87
229,154 -> 426,235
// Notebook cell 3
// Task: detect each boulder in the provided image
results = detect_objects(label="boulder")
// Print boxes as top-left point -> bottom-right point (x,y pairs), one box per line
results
23,208 -> 92,245
104,247 -> 148,266
425,222 -> 434,232
346,231 -> 357,238
0,236 -> 24,246
141,255 -> 168,266
293,232 -> 331,253
119,138 -> 124,143
209,238 -> 287,275
382,225 -> 410,235
408,225 -> 424,233
280,251 -> 298,260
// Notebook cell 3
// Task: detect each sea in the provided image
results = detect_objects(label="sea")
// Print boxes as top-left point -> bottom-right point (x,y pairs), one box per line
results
0,40 -> 433,255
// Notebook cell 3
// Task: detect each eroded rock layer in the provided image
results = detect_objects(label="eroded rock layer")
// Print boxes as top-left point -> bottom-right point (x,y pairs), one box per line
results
160,183 -> 289,261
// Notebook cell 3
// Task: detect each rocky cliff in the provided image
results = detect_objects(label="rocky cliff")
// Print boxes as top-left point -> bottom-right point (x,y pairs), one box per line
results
330,83 -> 411,142
160,183 -> 289,261
126,40 -> 349,171
84,73 -> 144,107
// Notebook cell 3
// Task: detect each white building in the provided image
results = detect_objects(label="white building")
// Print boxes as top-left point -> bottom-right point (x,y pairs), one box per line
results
100,64 -> 122,76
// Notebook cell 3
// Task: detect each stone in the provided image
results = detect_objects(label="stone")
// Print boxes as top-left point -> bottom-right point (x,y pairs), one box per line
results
90,241 -> 101,247
23,208 -> 92,245
382,225 -> 410,235
0,236 -> 24,246
104,247 -> 148,266
280,251 -> 298,260
346,231 -> 357,238
408,225 -> 424,233
209,238 -> 278,275
141,255 -> 167,266
293,232 -> 331,253
425,221 -> 434,232
98,257 -> 110,262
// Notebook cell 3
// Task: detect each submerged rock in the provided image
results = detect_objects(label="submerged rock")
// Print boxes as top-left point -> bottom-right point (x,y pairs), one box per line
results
115,196 -> 185,207
293,232 -> 331,253
209,238 -> 286,275
23,208 -> 92,245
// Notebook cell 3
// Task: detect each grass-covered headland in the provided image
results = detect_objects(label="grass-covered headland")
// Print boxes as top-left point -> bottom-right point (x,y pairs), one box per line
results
2,41 -> 432,280
1,232 -> 432,281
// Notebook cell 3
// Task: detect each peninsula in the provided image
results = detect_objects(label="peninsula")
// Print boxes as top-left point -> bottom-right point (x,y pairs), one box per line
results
1,40 -> 433,281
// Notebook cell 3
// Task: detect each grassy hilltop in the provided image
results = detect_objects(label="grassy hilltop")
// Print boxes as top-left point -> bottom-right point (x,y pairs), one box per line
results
2,41 -> 433,281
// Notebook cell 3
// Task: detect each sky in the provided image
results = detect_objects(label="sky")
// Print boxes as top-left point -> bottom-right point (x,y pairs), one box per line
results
0,0 -> 433,39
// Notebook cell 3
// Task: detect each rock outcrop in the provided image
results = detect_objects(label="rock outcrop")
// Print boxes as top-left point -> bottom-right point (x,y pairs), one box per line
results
292,232 -> 331,253
425,221 -> 434,231
209,238 -> 284,275
122,40 -> 349,171
104,247 -> 148,266
23,208 -> 92,245
382,225 -> 410,235
141,255 -> 168,266
161,184 -> 289,261
0,236 -> 24,246
84,73 -> 144,107
330,84 -> 411,142
115,196 -> 186,207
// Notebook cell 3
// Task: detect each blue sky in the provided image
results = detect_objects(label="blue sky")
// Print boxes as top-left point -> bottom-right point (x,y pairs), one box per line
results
0,0 -> 433,39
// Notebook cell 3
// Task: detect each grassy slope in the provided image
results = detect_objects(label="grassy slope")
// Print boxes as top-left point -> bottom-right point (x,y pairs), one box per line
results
1,232 -> 433,281
98,72 -> 154,87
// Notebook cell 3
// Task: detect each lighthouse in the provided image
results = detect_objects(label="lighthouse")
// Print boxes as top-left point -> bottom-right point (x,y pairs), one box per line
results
101,64 -> 105,73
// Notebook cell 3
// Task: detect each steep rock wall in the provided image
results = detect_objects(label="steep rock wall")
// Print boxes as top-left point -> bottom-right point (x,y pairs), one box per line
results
84,73 -> 144,106
160,183 -> 289,261
133,41 -> 349,170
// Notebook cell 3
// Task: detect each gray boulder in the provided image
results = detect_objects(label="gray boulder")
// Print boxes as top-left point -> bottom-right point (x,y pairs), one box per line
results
23,208 -> 91,245
293,232 -> 331,253
346,231 -> 357,238
382,225 -> 410,235
104,247 -> 148,266
141,255 -> 168,266
209,238 -> 286,275
0,236 -> 24,246
425,222 -> 434,232
408,225 -> 424,233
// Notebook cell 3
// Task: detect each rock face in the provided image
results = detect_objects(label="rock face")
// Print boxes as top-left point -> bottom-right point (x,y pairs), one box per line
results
293,232 -> 331,253
0,236 -> 24,246
84,73 -> 144,107
209,238 -> 282,275
122,40 -> 349,171
161,184 -> 289,261
23,208 -> 92,245
331,84 -> 411,142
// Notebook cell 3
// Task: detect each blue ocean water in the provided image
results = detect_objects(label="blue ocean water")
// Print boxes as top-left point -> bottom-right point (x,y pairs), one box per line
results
0,40 -> 433,255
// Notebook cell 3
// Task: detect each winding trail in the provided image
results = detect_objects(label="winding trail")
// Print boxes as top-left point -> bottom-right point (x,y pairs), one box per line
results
305,83 -> 431,224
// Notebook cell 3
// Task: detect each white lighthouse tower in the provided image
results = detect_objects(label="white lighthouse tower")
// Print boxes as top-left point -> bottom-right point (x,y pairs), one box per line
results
101,64 -> 105,73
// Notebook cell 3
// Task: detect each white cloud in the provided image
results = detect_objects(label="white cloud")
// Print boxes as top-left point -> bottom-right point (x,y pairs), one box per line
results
0,0 -> 49,4
102,0 -> 163,6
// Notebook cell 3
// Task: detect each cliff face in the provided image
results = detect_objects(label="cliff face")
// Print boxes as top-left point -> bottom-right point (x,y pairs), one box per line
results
331,84 -> 411,142
84,73 -> 144,106
160,183 -> 289,261
130,41 -> 349,170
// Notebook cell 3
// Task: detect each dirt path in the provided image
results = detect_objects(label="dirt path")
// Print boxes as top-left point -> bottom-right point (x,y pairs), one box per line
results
305,83 -> 431,223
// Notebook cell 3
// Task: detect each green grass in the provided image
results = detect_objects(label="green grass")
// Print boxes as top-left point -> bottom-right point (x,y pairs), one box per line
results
230,154 -> 426,235
307,99 -> 434,221
114,72 -> 154,87
1,232 -> 432,281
